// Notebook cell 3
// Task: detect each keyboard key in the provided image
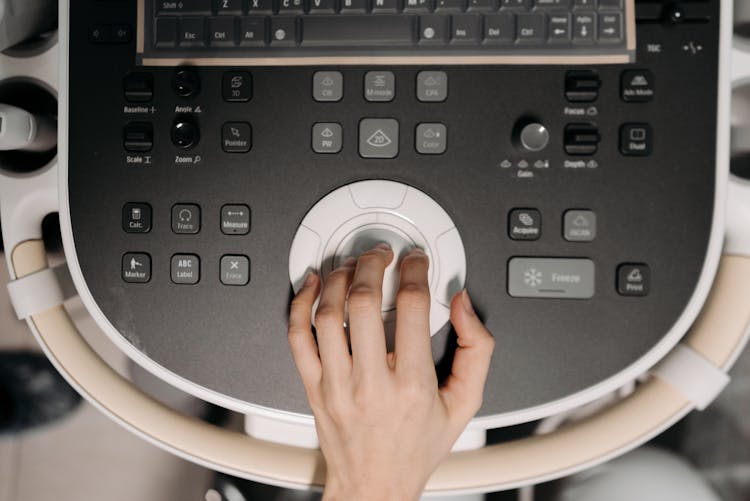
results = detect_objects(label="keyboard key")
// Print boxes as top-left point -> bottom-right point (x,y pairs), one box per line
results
270,17 -> 297,45
239,16 -> 267,45
548,13 -> 571,42
155,18 -> 178,47
500,0 -> 530,9
419,14 -> 450,43
597,0 -> 620,9
535,0 -> 571,8
598,12 -> 621,42
247,0 -> 274,14
278,0 -> 305,14
574,0 -> 595,8
156,0 -> 212,15
573,12 -> 595,42
179,17 -> 206,46
516,13 -> 545,43
372,0 -> 401,13
301,16 -> 415,46
309,0 -> 337,13
209,17 -> 236,45
436,0 -> 465,10
215,0 -> 244,14
468,0 -> 497,11
484,13 -> 515,43
451,14 -> 482,43
340,0 -> 369,12
404,0 -> 432,11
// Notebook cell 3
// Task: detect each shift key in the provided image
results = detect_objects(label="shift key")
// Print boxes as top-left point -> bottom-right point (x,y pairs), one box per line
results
301,15 -> 416,46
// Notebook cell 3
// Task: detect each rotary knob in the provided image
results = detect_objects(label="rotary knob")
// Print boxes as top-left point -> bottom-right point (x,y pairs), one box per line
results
171,120 -> 200,149
517,122 -> 551,152
173,68 -> 201,98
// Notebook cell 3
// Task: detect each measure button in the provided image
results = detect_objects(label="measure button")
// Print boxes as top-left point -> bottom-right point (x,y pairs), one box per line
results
221,204 -> 251,235
508,257 -> 595,299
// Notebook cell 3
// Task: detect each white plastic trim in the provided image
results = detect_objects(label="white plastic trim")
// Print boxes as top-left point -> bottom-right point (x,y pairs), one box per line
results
651,344 -> 730,411
54,0 -> 734,436
725,176 -> 750,257
7,263 -> 75,319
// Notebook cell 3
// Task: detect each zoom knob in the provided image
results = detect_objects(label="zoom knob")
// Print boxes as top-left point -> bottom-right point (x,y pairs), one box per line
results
171,120 -> 200,149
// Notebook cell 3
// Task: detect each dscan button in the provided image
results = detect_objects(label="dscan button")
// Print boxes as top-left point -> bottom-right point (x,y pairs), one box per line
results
122,253 -> 151,283
563,210 -> 596,242
122,203 -> 152,233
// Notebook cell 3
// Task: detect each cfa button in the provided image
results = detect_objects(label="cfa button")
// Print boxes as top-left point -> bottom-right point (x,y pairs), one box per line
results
617,263 -> 650,296
171,254 -> 200,284
222,122 -> 252,153
221,204 -> 251,235
508,209 -> 541,241
220,255 -> 250,285
122,253 -> 151,283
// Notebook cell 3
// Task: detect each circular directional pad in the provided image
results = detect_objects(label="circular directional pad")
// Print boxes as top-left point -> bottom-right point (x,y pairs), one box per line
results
289,180 -> 466,337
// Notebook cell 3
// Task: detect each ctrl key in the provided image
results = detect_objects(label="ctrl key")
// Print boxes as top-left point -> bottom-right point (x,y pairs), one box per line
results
122,253 -> 151,283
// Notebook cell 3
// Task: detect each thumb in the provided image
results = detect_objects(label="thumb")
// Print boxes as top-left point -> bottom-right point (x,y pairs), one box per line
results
440,290 -> 495,422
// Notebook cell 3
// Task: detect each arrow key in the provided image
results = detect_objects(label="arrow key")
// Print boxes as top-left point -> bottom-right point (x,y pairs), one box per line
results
598,12 -> 621,42
548,14 -> 571,42
573,12 -> 595,42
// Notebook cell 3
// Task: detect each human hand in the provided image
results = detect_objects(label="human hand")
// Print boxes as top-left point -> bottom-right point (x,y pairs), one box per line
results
288,244 -> 495,501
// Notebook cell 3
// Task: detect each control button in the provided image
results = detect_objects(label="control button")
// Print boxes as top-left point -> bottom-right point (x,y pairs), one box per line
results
312,123 -> 343,154
123,123 -> 153,152
364,71 -> 396,102
508,209 -> 541,241
563,210 -> 596,242
415,123 -> 447,155
417,71 -> 448,102
573,12 -> 595,42
517,122 -> 550,152
173,68 -> 201,97
122,203 -> 152,233
154,18 -> 178,47
178,17 -> 206,47
517,13 -> 546,44
617,263 -> 650,296
172,120 -> 200,149
508,257 -> 595,299
222,71 -> 252,102
359,118 -> 399,159
124,73 -> 154,103
564,123 -> 600,156
620,123 -> 652,156
565,70 -> 600,102
209,16 -> 236,46
171,204 -> 201,234
122,253 -> 151,283
171,255 -> 200,284
313,71 -> 343,102
221,204 -> 251,235
220,255 -> 251,286
621,70 -> 655,102
222,122 -> 252,153
598,12 -> 622,42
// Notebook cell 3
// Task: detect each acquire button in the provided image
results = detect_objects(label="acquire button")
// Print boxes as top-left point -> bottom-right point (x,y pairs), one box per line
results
508,209 -> 541,241
508,257 -> 595,299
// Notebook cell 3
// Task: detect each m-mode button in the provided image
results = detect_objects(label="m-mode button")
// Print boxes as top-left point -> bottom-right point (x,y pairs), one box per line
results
508,257 -> 595,299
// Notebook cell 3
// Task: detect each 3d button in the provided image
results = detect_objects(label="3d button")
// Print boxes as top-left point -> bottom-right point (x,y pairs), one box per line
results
621,70 -> 655,102
359,118 -> 399,158
617,263 -> 650,296
122,203 -> 152,233
563,210 -> 596,242
312,123 -> 343,154
222,71 -> 252,102
313,71 -> 343,102
508,209 -> 541,241
171,204 -> 201,234
122,253 -> 151,283
171,254 -> 200,284
620,123 -> 653,156
508,258 -> 595,299
222,122 -> 252,153
417,71 -> 448,102
220,255 -> 250,286
221,204 -> 251,235
364,71 -> 395,102
415,123 -> 447,155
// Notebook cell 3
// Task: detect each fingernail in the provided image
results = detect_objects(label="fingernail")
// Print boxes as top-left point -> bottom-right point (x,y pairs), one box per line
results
375,242 -> 391,251
342,257 -> 357,267
461,289 -> 475,315
409,247 -> 426,255
303,272 -> 317,288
